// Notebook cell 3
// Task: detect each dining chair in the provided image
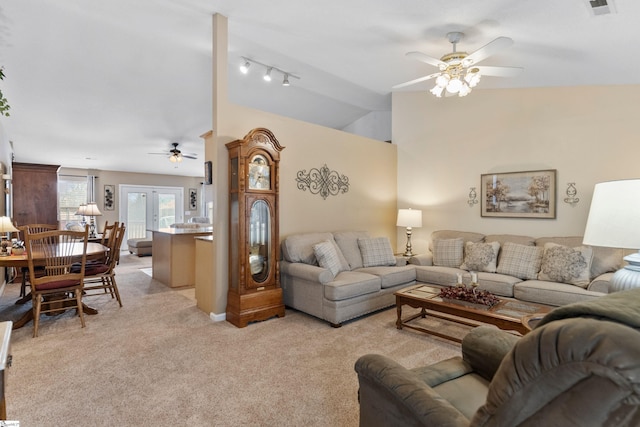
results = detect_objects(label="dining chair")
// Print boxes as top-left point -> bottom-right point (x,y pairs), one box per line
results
25,227 -> 89,337
100,221 -> 118,247
17,223 -> 59,298
82,223 -> 126,307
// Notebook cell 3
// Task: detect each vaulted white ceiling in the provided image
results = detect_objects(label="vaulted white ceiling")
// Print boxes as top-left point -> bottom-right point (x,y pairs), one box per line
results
0,0 -> 637,176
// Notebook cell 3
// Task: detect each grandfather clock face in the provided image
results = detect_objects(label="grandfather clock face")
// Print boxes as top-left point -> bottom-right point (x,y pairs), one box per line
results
248,154 -> 270,190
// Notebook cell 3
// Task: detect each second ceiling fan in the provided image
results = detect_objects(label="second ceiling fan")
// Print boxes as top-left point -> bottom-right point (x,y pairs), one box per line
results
394,32 -> 523,97
149,142 -> 198,163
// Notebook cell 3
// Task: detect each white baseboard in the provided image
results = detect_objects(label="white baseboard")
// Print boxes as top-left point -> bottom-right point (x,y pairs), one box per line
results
210,312 -> 226,322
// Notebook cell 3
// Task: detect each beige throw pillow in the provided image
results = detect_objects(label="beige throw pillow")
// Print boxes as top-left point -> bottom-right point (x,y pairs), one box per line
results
538,242 -> 594,288
313,240 -> 346,278
460,241 -> 500,273
358,237 -> 396,268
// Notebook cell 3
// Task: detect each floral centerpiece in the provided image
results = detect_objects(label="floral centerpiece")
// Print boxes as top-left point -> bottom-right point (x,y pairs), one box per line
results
12,240 -> 25,255
439,284 -> 500,308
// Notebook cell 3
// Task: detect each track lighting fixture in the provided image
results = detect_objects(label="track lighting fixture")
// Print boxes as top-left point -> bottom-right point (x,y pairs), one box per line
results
239,56 -> 300,87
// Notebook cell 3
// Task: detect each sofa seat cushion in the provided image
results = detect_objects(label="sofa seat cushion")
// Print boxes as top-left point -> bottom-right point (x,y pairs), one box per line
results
356,265 -> 416,289
514,280 -> 605,307
415,266 -> 465,287
323,271 -> 381,301
477,272 -> 521,297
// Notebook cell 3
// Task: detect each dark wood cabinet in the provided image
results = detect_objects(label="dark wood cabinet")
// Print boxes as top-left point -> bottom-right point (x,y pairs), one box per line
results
12,163 -> 60,227
226,128 -> 284,327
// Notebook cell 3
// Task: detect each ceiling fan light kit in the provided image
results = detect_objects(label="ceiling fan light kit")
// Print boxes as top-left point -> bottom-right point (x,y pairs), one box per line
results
395,31 -> 523,98
149,142 -> 197,164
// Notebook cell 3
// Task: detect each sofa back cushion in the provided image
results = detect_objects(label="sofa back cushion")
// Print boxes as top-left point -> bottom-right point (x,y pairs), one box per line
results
358,237 -> 396,267
334,231 -> 370,269
486,234 -> 535,247
537,242 -> 594,288
496,242 -> 544,280
429,230 -> 485,252
281,232 -> 350,270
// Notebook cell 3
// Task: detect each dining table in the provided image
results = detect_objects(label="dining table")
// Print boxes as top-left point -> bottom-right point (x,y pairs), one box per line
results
0,242 -> 109,329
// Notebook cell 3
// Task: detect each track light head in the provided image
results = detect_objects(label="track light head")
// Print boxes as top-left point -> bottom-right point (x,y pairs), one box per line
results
239,60 -> 250,74
264,67 -> 272,82
282,74 -> 290,86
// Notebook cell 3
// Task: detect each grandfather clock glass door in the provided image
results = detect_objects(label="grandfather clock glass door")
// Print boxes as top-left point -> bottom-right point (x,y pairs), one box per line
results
248,198 -> 271,285
226,128 -> 285,328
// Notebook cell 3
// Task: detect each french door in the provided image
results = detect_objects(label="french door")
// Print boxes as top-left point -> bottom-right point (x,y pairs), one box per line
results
119,185 -> 184,240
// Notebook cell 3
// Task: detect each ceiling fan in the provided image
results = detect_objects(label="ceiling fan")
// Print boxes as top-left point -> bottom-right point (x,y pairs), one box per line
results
149,142 -> 198,163
393,32 -> 523,97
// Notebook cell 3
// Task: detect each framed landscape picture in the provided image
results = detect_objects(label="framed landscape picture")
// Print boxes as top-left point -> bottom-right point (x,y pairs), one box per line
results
481,169 -> 556,219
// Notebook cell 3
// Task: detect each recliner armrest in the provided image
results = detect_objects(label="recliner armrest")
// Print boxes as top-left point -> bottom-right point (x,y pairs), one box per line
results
355,353 -> 469,427
461,326 -> 519,382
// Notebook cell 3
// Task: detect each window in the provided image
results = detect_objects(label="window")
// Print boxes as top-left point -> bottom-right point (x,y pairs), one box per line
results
58,175 -> 88,225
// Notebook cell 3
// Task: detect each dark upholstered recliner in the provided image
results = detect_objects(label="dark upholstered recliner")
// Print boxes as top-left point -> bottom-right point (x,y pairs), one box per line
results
355,289 -> 640,426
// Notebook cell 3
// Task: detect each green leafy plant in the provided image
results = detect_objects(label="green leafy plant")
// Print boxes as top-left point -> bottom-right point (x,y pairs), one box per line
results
0,68 -> 10,117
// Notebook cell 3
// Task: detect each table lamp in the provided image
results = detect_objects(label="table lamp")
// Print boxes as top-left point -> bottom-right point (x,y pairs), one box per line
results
0,216 -> 18,256
84,202 -> 102,238
583,179 -> 640,292
396,208 -> 422,257
75,203 -> 87,227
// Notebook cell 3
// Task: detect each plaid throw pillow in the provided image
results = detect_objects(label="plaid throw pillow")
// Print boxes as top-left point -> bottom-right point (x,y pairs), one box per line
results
496,242 -> 544,280
313,240 -> 344,278
358,237 -> 396,267
432,238 -> 464,267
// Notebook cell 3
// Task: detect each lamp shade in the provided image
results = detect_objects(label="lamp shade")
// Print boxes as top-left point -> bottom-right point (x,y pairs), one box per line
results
84,202 -> 102,217
583,179 -> 640,249
0,217 -> 18,233
75,204 -> 87,215
396,209 -> 422,228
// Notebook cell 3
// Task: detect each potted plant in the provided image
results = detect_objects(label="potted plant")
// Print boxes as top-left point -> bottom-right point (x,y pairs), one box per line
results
12,240 -> 25,255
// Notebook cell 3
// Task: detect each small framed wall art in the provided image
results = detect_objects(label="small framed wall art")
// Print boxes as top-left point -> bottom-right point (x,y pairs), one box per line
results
189,188 -> 197,210
481,169 -> 556,219
104,184 -> 115,211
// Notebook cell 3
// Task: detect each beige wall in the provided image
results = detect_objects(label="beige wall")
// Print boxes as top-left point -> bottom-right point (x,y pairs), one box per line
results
207,14 -> 398,317
60,167 -> 203,232
393,85 -> 640,255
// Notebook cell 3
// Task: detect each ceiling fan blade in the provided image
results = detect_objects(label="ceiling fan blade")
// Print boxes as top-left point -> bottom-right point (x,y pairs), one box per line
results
182,155 -> 198,159
406,51 -> 447,68
474,65 -> 523,77
392,72 -> 441,89
463,37 -> 513,66
148,152 -> 170,155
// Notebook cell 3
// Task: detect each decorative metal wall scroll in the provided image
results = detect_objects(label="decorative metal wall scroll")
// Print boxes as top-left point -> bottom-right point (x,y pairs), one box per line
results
296,164 -> 349,200
564,182 -> 580,206
104,184 -> 115,211
467,187 -> 478,207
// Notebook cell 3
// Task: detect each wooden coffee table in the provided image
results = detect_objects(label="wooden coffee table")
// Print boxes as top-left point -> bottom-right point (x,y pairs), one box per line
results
395,284 -> 553,343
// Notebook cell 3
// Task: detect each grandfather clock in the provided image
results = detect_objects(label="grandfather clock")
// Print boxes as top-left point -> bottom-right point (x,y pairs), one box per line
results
226,128 -> 285,327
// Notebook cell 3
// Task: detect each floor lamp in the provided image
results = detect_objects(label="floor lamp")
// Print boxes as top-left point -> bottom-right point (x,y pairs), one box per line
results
397,208 -> 423,257
583,179 -> 640,292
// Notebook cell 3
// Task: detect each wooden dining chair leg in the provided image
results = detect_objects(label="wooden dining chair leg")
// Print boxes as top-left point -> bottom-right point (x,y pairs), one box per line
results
76,290 -> 85,328
111,277 -> 123,307
32,295 -> 42,338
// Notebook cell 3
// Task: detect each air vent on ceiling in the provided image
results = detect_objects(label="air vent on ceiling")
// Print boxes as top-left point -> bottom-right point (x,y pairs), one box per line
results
587,0 -> 616,15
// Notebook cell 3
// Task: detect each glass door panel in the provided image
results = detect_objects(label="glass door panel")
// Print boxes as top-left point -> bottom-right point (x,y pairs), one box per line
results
126,192 -> 147,239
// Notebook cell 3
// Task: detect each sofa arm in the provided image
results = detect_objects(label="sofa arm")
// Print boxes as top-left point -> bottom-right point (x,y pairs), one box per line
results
409,253 -> 433,266
280,260 -> 334,284
461,326 -> 519,382
355,354 -> 469,427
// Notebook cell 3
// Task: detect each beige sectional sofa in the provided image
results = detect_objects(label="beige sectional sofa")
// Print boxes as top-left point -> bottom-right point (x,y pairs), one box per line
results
410,230 -> 627,307
280,231 -> 416,326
